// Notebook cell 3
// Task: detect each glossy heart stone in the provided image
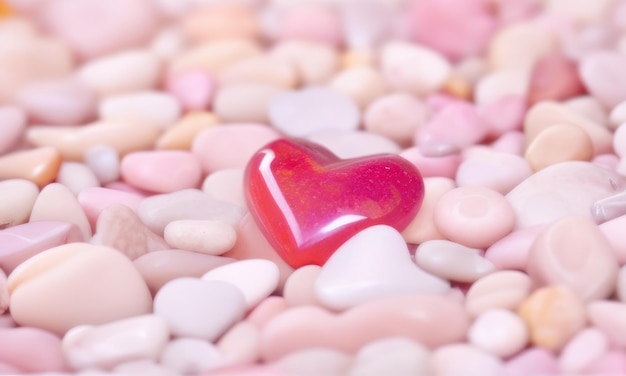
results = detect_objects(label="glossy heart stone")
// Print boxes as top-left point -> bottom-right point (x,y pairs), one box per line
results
244,138 -> 425,267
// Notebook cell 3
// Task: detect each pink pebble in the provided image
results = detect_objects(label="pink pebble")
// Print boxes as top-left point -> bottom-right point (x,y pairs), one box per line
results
409,0 -> 496,61
0,327 -> 68,373
416,102 -> 489,151
166,70 -> 215,111
593,153 -> 620,170
455,152 -> 532,195
504,348 -> 559,376
0,106 -> 26,156
399,146 -> 461,179
478,96 -> 526,137
77,187 -> 145,229
277,4 -> 343,47
586,350 -> 626,374
192,124 -> 280,174
121,150 -> 203,193
490,131 -> 526,156
484,225 -> 546,270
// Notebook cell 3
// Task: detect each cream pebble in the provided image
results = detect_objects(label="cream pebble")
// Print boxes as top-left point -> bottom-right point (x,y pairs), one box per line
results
0,147 -> 62,188
29,183 -> 91,240
138,189 -> 246,235
159,338 -> 224,374
283,265 -> 323,307
434,186 -> 515,249
269,40 -> 338,85
83,145 -> 120,184
329,66 -> 387,109
558,328 -> 609,374
218,56 -> 297,89
156,111 -> 218,151
113,360 -> 178,376
587,300 -> 626,348
217,321 -> 261,367
99,91 -> 181,130
431,344 -> 504,376
518,286 -> 586,351
488,22 -> 557,71
202,259 -> 280,310
214,83 -> 283,123
56,162 -> 100,196
525,123 -> 594,171
77,50 -> 161,96
315,225 -> 449,311
0,179 -> 39,228
153,278 -> 246,340
468,309 -> 529,358
8,243 -> 152,335
62,315 -> 170,370
402,177 -> 455,244
363,93 -> 427,145
202,168 -> 246,207
381,41 -> 451,96
474,70 -> 529,106
527,216 -> 619,301
164,220 -> 237,256
120,150 -> 203,193
465,270 -> 532,318
169,39 -> 262,75
456,153 -> 533,195
415,240 -> 495,283
276,348 -> 352,376
349,337 -> 431,376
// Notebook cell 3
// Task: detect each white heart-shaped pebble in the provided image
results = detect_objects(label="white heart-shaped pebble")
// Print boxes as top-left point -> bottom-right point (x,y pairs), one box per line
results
315,225 -> 450,310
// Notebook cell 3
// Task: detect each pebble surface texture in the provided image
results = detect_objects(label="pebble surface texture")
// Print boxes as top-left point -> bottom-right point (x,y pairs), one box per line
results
2,0 -> 626,375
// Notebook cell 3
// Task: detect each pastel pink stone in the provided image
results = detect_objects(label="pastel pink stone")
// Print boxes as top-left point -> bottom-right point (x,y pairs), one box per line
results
260,294 -> 469,361
409,0 -> 496,61
586,351 -> 626,375
0,106 -> 26,156
504,348 -> 559,376
479,96 -> 526,137
399,146 -> 461,179
0,221 -> 82,274
579,51 -> 626,108
192,124 -> 280,173
484,225 -> 546,270
77,187 -> 145,230
166,70 -> 215,111
277,5 -> 343,47
121,151 -> 203,193
416,102 -> 489,150
0,327 -> 68,373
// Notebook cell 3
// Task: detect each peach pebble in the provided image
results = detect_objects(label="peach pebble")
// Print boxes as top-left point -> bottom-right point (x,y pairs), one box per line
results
402,177 -> 455,244
0,147 -> 62,187
524,123 -> 594,171
164,220 -> 237,256
182,4 -> 259,42
169,39 -> 262,75
214,84 -> 283,123
121,150 -> 203,193
0,179 -> 39,228
56,162 -> 100,195
282,265 -> 323,307
157,111 -> 219,151
364,93 -> 427,145
465,270 -> 532,318
329,66 -> 387,109
269,40 -> 338,85
217,321 -> 261,367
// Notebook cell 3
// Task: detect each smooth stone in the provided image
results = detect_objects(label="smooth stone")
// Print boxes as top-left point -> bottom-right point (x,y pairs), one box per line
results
490,131 -> 526,156
565,96 -> 608,127
113,360 -> 178,376
192,124 -> 280,173
479,96 -> 526,138
415,240 -> 495,283
546,0 -> 615,24
363,93 -> 426,145
380,41 -> 451,95
56,162 -> 100,196
166,70 -> 215,111
92,205 -> 169,260
505,161 -> 626,229
484,225 -> 545,270
62,315 -> 169,370
0,179 -> 39,228
156,111 -> 218,150
474,70 -> 529,106
0,221 -> 82,275
218,56 -> 297,89
504,348 -> 559,376
138,189 -> 246,235
416,102 -> 488,150
527,53 -> 585,105
0,327 -> 68,373
275,348 -> 352,376
524,123 -> 594,171
283,265 -> 323,307
164,220 -> 237,256
0,106 -> 26,156
159,338 -> 224,374
0,270 -> 6,315
260,293 -> 469,361
610,100 -> 626,130
269,86 -> 360,137
8,243 -> 152,335
488,22 -> 557,71
586,350 -> 626,375
17,77 -> 97,125
202,259 -> 279,310
518,286 -> 586,351
83,145 -> 120,184
0,147 -> 62,187
402,177 -> 455,244
558,328 -> 608,374
615,124 -> 626,157
456,153 -> 532,195
169,39 -> 262,75
468,309 -> 528,358
133,249 -> 235,295
306,130 -> 401,159
214,83 -> 283,123
587,301 -> 626,348
26,120 -> 162,161
399,147 -> 461,179
182,3 -> 259,42
29,183 -> 91,240
349,337 -> 431,376
121,151 -> 203,193
591,190 -> 626,224
434,186 -> 515,249
618,265 -> 626,302
99,91 -> 181,130
277,3 -> 342,46
153,278 -> 246,340
465,270 -> 532,318
527,216 -> 619,301
315,225 -> 450,311
269,40 -> 338,85
217,321 -> 261,367
329,66 -> 387,109
77,49 -> 161,96
580,51 -> 626,108
246,297 -> 289,329
523,101 -> 613,156
431,344 -> 503,376
77,187 -> 144,230
202,168 -> 246,207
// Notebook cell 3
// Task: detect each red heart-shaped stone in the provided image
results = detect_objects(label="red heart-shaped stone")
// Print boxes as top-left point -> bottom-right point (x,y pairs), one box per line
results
244,138 -> 425,268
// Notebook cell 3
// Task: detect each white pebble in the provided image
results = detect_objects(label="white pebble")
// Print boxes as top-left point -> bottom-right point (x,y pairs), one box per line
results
416,240 -> 495,283
56,162 -> 100,195
84,145 -> 121,184
159,338 -> 224,374
99,90 -> 181,129
164,220 -> 237,256
468,309 -> 529,358
202,168 -> 246,207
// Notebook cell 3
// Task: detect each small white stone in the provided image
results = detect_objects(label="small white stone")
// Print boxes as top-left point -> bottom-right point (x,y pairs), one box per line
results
415,240 -> 496,283
159,338 -> 224,374
468,309 -> 529,358
84,145 -> 121,184
315,225 -> 450,310
202,259 -> 279,310
99,90 -> 181,129
164,220 -> 237,256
